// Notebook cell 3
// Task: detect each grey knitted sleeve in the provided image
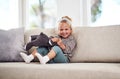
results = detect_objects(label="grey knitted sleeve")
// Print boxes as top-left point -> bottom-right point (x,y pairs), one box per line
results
62,35 -> 76,57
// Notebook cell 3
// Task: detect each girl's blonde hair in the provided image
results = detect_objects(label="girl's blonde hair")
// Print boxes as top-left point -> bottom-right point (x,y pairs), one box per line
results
61,16 -> 72,21
58,16 -> 72,29
55,16 -> 72,34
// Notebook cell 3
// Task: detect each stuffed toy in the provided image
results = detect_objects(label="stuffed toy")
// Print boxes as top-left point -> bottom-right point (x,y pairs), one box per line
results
26,32 -> 58,51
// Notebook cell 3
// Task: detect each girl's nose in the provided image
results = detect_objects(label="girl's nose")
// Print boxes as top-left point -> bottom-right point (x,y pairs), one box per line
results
63,30 -> 66,33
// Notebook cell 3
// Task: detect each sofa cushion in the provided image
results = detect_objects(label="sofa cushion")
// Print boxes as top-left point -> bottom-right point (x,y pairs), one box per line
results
71,25 -> 120,62
0,28 -> 25,62
0,63 -> 120,79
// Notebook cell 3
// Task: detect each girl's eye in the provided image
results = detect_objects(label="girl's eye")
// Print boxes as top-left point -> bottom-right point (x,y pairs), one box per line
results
60,29 -> 63,31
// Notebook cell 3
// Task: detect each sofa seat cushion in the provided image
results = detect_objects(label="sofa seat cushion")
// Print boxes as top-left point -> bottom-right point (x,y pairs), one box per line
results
0,62 -> 120,79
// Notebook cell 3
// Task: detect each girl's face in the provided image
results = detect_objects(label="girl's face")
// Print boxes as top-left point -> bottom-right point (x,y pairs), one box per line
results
58,22 -> 72,38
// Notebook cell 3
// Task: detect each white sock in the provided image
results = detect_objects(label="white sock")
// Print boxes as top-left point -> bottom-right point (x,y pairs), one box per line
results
42,56 -> 50,64
35,53 -> 49,64
20,52 -> 34,64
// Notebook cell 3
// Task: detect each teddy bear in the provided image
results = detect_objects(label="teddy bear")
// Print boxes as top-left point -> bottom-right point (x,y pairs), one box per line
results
26,32 -> 58,51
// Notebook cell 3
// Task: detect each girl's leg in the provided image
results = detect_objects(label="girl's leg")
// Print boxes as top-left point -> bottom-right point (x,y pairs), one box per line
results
36,46 -> 69,64
35,47 -> 55,64
20,47 -> 49,64
20,51 -> 35,64
36,47 -> 49,56
36,47 -> 54,63
52,46 -> 69,63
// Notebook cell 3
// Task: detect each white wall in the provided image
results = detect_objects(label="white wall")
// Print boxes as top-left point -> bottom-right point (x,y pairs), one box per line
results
56,0 -> 81,26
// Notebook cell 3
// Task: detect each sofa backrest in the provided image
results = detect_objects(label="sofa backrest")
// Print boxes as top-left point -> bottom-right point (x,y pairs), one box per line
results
24,28 -> 56,45
24,25 -> 120,63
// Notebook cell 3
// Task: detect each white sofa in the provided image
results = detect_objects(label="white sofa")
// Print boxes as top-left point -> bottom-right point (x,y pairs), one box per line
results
0,25 -> 120,79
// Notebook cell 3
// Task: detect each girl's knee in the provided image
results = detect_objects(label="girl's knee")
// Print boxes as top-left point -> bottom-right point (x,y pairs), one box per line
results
37,47 -> 49,55
52,46 -> 63,54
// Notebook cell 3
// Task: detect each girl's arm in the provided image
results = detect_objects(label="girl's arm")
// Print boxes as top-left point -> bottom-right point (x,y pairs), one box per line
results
51,37 -> 66,50
62,36 -> 76,57
57,39 -> 66,50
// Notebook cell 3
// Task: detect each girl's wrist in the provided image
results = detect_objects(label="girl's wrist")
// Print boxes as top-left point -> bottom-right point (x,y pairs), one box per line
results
57,41 -> 65,50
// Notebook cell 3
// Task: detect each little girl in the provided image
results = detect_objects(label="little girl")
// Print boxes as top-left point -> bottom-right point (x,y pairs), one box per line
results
20,16 -> 76,64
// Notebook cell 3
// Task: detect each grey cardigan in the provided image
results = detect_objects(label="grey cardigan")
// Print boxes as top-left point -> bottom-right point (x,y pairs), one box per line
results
60,35 -> 76,58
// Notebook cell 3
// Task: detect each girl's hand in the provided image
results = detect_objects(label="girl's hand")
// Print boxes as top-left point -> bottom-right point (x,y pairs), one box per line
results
57,39 -> 66,50
51,37 -> 59,42
51,37 -> 66,50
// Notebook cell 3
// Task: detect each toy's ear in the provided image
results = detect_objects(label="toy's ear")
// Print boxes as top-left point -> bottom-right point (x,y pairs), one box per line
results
40,32 -> 44,35
40,32 -> 48,37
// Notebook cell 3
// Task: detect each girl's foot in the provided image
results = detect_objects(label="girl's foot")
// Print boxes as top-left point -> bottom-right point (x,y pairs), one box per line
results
20,52 -> 34,63
35,53 -> 49,64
